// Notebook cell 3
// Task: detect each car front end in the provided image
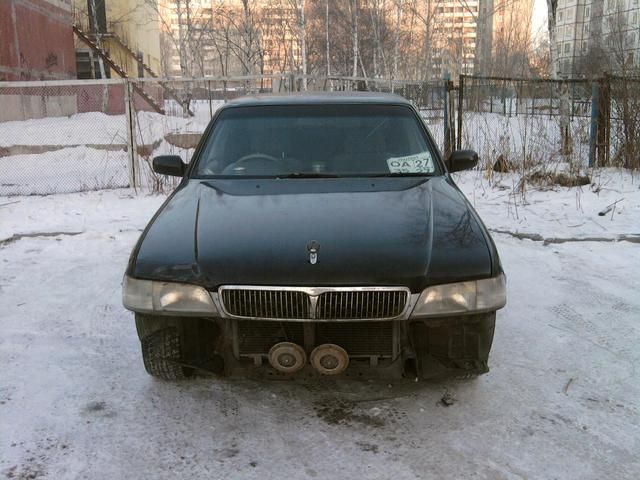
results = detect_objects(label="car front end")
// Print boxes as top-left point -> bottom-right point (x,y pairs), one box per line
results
122,93 -> 506,380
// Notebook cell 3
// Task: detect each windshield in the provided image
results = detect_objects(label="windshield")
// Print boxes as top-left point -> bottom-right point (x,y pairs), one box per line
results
194,104 -> 439,178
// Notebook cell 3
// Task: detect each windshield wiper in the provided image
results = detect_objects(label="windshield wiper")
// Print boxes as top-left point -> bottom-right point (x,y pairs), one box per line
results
276,172 -> 341,179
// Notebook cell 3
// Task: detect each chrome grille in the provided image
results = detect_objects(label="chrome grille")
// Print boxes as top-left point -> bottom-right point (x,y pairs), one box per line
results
221,289 -> 310,319
316,290 -> 408,320
219,286 -> 410,321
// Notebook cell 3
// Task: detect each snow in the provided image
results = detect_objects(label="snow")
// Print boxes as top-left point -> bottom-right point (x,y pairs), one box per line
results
1,146 -> 130,196
1,170 -> 639,479
454,168 -> 639,240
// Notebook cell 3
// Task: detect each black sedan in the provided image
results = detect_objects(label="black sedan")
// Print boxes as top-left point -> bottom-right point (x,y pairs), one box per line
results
123,92 -> 506,380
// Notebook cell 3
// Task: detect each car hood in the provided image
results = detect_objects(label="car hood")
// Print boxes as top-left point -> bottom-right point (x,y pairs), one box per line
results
130,177 -> 495,291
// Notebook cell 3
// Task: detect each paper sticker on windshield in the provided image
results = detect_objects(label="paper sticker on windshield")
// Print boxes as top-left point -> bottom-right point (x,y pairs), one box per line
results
387,153 -> 434,173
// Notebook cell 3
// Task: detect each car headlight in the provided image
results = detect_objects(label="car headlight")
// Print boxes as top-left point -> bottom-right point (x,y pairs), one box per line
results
411,274 -> 506,317
122,276 -> 218,316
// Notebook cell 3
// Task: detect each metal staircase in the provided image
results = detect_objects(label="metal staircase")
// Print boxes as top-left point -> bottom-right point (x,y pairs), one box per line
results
73,24 -> 193,116
102,32 -> 194,116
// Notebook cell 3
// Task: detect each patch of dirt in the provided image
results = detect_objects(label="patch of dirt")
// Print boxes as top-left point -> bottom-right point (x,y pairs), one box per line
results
83,401 -> 106,413
3,437 -> 71,480
0,232 -> 83,248
82,401 -> 116,418
0,144 -> 126,158
313,399 -> 385,428
527,170 -> 591,188
3,463 -> 46,479
490,229 -> 640,246
355,441 -> 379,454
164,133 -> 202,150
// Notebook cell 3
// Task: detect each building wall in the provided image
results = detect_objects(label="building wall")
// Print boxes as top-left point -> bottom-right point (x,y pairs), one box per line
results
0,0 -> 76,81
555,0 -> 640,77
108,0 -> 162,75
73,0 -> 162,78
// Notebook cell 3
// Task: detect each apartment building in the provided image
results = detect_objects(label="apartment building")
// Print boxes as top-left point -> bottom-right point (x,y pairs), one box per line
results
429,0 -> 481,77
159,0 -> 229,77
425,0 -> 533,78
555,0 -> 640,76
159,0 -> 299,78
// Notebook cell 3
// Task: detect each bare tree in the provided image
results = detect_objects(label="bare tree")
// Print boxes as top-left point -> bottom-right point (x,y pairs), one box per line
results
349,0 -> 360,77
391,0 -> 404,82
288,0 -> 308,88
546,0 -> 559,77
326,0 -> 331,75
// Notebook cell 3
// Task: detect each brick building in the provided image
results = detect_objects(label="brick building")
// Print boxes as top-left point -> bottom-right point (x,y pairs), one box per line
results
0,0 -> 76,80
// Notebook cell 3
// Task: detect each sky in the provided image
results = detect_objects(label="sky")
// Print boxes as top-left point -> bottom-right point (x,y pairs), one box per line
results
532,0 -> 549,42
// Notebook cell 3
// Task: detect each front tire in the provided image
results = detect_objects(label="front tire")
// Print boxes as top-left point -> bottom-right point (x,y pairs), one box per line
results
135,314 -> 194,380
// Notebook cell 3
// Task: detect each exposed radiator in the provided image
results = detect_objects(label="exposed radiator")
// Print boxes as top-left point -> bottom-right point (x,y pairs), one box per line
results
235,320 -> 395,358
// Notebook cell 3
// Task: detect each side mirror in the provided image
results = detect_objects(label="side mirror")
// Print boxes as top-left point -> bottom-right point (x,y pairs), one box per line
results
448,150 -> 479,172
153,155 -> 186,177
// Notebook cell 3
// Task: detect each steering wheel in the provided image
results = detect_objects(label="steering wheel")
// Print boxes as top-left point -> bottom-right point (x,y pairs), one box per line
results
222,153 -> 288,175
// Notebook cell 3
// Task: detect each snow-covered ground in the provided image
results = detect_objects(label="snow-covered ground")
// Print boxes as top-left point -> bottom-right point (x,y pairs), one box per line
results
1,170 -> 638,479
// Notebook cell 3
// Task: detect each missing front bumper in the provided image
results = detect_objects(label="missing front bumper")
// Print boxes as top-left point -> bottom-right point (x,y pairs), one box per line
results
221,313 -> 496,379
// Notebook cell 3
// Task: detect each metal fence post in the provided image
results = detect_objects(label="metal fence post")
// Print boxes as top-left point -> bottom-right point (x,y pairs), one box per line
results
123,79 -> 138,190
502,79 -> 507,116
443,74 -> 451,160
457,74 -> 464,150
598,75 -> 611,166
122,78 -> 136,188
207,80 -> 213,119
589,83 -> 599,167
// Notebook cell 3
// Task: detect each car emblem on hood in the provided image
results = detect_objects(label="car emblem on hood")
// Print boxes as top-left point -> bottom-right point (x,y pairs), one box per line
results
307,240 -> 320,265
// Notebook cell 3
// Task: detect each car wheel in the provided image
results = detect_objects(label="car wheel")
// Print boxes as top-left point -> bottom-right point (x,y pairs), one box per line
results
135,314 -> 197,380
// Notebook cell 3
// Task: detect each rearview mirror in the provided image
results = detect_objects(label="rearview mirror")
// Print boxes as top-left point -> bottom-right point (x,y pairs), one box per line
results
448,150 -> 479,173
153,155 -> 186,177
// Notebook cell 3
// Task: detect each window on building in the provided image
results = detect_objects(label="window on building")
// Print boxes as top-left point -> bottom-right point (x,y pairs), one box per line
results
564,43 -> 571,54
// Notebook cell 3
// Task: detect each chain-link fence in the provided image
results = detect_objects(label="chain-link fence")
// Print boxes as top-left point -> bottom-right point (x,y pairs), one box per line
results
0,74 -> 447,196
10,73 -> 637,197
455,74 -> 640,174
0,79 -> 134,196
456,76 -> 596,175
608,75 -> 640,170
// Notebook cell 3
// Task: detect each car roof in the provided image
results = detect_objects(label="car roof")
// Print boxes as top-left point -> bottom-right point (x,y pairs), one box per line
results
221,91 -> 413,108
